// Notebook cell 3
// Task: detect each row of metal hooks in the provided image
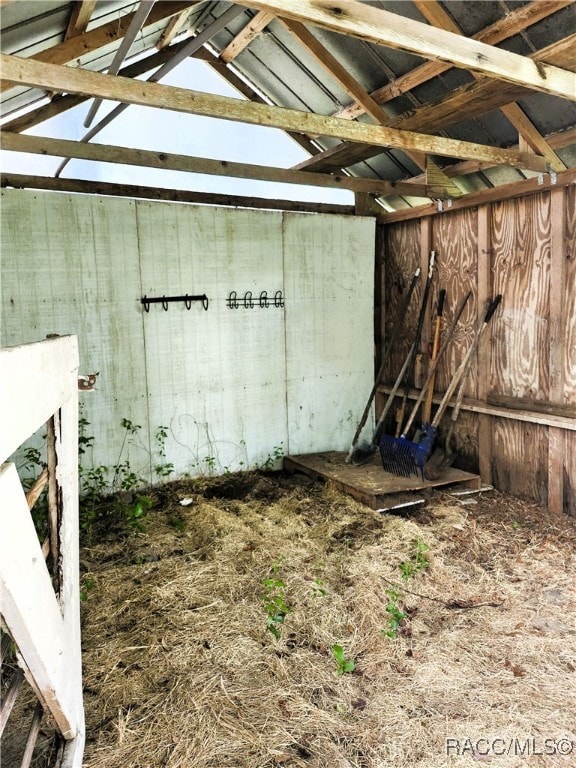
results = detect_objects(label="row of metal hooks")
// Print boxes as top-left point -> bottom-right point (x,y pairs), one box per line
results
141,294 -> 209,312
227,290 -> 285,309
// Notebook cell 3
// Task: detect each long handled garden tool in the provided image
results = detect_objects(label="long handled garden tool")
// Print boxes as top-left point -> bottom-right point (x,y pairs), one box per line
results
379,295 -> 502,479
422,288 -> 446,425
349,251 -> 436,465
424,298 -> 497,479
424,356 -> 473,480
392,257 -> 436,441
346,266 -> 421,463
399,290 -> 472,439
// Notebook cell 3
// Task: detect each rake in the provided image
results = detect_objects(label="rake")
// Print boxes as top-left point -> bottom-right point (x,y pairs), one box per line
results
380,295 -> 502,479
349,252 -> 435,465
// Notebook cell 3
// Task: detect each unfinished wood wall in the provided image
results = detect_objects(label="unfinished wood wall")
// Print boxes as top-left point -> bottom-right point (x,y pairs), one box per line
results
380,185 -> 576,515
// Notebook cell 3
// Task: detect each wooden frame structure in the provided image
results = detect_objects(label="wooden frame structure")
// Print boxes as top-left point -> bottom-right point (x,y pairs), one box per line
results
0,1 -> 574,516
0,337 -> 84,768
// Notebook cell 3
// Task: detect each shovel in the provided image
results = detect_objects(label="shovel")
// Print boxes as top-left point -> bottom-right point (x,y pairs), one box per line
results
424,298 -> 498,479
397,290 -> 472,439
380,295 -> 502,479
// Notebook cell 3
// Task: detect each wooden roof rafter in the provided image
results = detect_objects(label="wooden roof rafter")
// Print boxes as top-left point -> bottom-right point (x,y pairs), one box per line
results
220,9 -> 275,62
64,1 -> 97,41
278,15 -> 462,197
412,0 -> 566,173
294,32 -> 576,174
0,1 -> 199,96
228,0 -> 576,100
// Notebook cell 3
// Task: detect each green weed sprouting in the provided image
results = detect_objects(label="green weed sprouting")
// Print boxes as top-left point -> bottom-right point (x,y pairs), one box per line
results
398,538 -> 430,582
260,443 -> 285,471
331,644 -> 355,675
154,425 -> 175,479
262,562 -> 290,640
384,586 -> 407,638
384,539 -> 430,638
80,576 -> 95,602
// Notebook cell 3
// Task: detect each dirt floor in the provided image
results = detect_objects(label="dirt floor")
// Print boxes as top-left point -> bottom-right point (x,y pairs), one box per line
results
6,469 -> 576,767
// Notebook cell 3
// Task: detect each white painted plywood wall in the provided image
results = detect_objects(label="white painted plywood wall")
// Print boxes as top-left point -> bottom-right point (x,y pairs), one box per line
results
283,212 -> 375,454
1,190 -> 374,481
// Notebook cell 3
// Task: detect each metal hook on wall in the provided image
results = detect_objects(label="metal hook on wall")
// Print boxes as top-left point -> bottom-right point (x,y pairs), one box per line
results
243,291 -> 254,309
141,293 -> 209,312
259,290 -> 269,308
226,291 -> 239,309
274,290 -> 285,308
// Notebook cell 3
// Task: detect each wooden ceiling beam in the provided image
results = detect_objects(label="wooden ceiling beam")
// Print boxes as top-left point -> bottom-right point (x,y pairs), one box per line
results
229,0 -> 576,100
380,169 -> 576,223
220,10 -> 275,62
157,9 -> 193,49
294,33 -> 575,173
0,132 -> 437,197
335,0 -> 574,120
0,1 -> 197,93
413,0 -> 566,172
0,174 -> 356,216
0,54 -> 547,171
405,126 -> 576,184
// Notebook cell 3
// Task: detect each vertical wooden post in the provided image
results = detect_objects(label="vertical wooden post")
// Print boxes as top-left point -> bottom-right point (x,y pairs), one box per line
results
548,187 -> 566,514
477,204 -> 493,484
56,392 -> 86,767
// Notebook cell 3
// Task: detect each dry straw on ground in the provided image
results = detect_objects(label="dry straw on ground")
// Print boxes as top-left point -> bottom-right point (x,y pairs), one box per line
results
72,473 -> 576,767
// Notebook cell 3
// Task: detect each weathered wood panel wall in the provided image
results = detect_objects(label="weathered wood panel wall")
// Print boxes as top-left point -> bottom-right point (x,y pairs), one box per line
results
380,183 -> 575,515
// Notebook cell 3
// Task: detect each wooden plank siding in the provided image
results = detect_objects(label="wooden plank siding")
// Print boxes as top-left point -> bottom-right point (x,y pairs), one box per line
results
379,184 -> 576,514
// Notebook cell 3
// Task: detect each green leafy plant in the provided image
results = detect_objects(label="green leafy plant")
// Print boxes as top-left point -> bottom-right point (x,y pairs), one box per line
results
80,576 -> 95,602
262,562 -> 290,640
260,443 -> 285,471
332,644 -> 355,675
384,539 -> 430,638
154,425 -> 175,479
384,586 -> 407,638
399,538 -> 430,582
204,455 -> 217,474
312,577 -> 327,598
118,495 -> 153,533
17,442 -> 49,538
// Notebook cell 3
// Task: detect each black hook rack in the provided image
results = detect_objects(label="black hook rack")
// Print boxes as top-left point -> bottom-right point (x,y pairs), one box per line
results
141,294 -> 209,313
226,290 -> 284,309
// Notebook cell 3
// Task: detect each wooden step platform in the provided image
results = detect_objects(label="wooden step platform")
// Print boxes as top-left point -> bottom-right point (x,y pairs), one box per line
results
283,451 -> 481,511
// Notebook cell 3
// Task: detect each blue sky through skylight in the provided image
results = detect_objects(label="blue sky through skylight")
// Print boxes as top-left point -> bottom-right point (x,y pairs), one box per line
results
2,56 -> 352,205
